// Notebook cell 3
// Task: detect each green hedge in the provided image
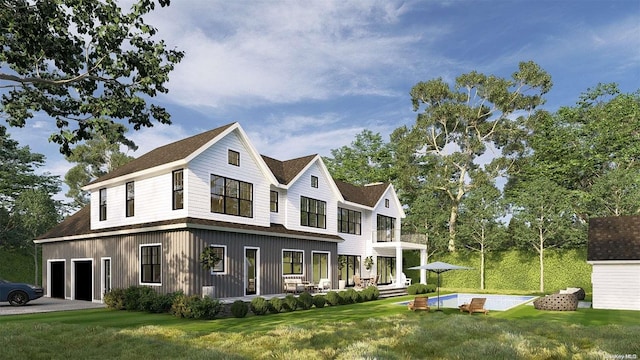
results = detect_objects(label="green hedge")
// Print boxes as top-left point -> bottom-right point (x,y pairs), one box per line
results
404,249 -> 591,293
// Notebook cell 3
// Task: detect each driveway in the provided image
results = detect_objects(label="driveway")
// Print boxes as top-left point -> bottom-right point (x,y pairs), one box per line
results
0,297 -> 105,316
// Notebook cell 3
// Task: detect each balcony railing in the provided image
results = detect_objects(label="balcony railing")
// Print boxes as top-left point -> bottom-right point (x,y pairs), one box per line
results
371,229 -> 402,243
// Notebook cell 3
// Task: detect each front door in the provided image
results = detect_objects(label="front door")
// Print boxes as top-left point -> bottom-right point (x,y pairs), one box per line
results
245,247 -> 258,296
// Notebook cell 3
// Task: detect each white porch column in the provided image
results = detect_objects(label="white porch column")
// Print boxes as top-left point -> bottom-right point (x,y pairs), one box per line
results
420,248 -> 427,284
395,245 -> 403,288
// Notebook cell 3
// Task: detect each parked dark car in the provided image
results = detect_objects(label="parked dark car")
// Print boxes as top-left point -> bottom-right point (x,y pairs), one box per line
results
0,279 -> 44,306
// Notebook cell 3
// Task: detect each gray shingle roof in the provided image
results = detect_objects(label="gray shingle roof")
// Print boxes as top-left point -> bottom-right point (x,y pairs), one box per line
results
588,216 -> 640,261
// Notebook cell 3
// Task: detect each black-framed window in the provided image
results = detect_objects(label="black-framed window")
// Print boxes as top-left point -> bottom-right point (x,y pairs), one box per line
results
338,207 -> 361,235
211,174 -> 253,217
311,175 -> 318,188
126,181 -> 135,217
172,169 -> 184,210
270,190 -> 278,212
385,198 -> 390,208
208,245 -> 226,274
99,188 -> 107,221
228,149 -> 240,166
283,250 -> 303,275
376,214 -> 396,242
339,254 -> 361,287
377,256 -> 396,284
141,245 -> 161,284
300,196 -> 326,228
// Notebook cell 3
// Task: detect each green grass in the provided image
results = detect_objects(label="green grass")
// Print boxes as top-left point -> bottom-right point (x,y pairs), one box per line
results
2,293 -> 639,359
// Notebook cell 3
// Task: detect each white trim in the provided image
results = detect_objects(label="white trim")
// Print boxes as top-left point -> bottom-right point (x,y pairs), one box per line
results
71,258 -> 94,301
208,244 -> 227,275
282,248 -> 305,277
244,246 -> 260,296
588,260 -> 640,265
83,160 -> 186,190
46,259 -> 66,298
100,257 -> 112,302
139,243 -> 163,287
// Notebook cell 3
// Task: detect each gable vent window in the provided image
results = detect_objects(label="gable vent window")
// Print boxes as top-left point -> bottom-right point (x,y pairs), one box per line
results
99,188 -> 107,221
385,198 -> 390,208
228,149 -> 240,166
126,181 -> 135,217
311,175 -> 318,188
172,169 -> 184,210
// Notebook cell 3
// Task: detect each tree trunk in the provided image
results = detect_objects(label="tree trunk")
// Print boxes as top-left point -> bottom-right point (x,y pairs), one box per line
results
448,204 -> 458,251
480,242 -> 485,290
539,229 -> 544,293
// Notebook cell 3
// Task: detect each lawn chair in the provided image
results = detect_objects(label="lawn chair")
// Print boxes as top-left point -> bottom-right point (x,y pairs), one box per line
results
353,275 -> 363,288
458,298 -> 488,315
369,275 -> 378,287
408,296 -> 430,311
318,278 -> 331,291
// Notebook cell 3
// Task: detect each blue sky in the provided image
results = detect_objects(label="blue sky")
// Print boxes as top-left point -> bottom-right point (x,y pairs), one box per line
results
8,0 -> 640,201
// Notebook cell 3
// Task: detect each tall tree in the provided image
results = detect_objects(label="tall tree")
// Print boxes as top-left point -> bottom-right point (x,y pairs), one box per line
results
13,188 -> 61,284
0,127 -> 60,248
403,61 -> 552,251
457,175 -> 506,289
323,129 -> 394,185
0,0 -> 184,154
64,122 -> 136,208
506,177 -> 580,292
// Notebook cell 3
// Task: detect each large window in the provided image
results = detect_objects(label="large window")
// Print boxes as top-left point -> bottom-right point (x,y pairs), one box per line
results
282,250 -> 303,275
172,170 -> 184,210
211,175 -> 253,217
339,254 -> 361,287
376,214 -> 396,242
140,244 -> 161,284
270,190 -> 279,212
377,256 -> 395,284
99,188 -> 107,221
300,196 -> 326,228
338,208 -> 361,235
126,181 -> 135,217
312,252 -> 329,283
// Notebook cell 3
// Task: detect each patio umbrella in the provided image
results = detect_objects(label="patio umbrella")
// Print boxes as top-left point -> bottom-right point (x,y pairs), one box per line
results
408,261 -> 471,311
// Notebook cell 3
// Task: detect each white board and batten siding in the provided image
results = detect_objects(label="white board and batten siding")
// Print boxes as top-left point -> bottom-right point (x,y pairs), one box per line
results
187,131 -> 272,227
589,261 -> 640,311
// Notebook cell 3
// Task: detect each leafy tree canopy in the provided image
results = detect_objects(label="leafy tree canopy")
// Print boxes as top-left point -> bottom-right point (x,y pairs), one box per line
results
0,0 -> 184,154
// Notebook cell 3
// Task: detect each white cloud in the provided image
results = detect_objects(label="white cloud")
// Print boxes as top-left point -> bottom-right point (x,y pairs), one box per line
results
148,0 -> 428,108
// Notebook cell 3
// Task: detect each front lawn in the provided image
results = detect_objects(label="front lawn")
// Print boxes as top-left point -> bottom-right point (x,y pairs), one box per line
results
1,295 -> 639,359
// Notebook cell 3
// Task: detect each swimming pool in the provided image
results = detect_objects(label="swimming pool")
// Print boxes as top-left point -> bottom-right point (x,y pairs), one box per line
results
400,293 -> 538,311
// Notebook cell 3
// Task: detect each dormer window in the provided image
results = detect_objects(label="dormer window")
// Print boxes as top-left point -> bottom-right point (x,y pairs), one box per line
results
228,149 -> 240,166
99,188 -> 107,221
311,175 -> 318,188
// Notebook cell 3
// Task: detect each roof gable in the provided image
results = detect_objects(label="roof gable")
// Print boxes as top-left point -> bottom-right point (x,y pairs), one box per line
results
85,123 -> 236,188
335,180 -> 388,208
262,154 -> 316,185
588,216 -> 640,261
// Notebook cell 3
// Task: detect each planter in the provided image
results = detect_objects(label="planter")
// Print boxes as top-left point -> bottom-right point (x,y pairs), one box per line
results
338,280 -> 346,290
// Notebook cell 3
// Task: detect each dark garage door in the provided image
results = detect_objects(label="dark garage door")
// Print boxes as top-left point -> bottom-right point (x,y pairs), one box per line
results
50,261 -> 65,299
74,261 -> 93,301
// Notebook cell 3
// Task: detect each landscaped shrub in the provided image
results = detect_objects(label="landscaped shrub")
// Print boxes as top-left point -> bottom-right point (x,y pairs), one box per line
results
298,291 -> 313,310
171,293 -> 221,319
339,289 -> 358,304
250,297 -> 269,315
312,294 -> 326,308
230,300 -> 249,318
284,294 -> 299,311
325,291 -> 341,306
103,288 -> 126,310
124,286 -> 156,311
269,297 -> 289,313
408,283 -> 433,295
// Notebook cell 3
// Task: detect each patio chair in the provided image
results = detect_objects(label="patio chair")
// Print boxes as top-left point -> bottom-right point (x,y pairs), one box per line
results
353,275 -> 363,288
369,275 -> 378,287
408,296 -> 430,311
458,297 -> 488,315
401,272 -> 412,286
318,278 -> 331,291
